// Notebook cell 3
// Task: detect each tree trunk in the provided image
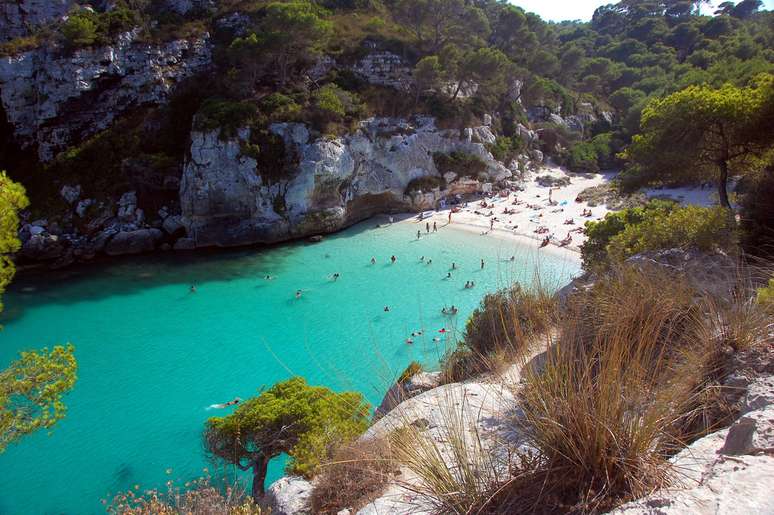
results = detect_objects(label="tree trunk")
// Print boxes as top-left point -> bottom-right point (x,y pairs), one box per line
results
717,160 -> 730,208
251,455 -> 269,501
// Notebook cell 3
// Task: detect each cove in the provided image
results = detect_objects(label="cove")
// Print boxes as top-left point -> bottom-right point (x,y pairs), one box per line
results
0,219 -> 580,515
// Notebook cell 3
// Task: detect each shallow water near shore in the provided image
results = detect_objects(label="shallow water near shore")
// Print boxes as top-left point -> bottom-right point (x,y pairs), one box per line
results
0,218 -> 580,515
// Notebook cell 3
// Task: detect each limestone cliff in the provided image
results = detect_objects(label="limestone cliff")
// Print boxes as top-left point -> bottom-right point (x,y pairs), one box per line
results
180,117 -> 512,248
0,0 -> 76,42
0,29 -> 212,161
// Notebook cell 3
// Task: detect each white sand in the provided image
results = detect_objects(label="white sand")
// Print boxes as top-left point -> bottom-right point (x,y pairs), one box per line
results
391,166 -> 728,263
394,166 -> 611,259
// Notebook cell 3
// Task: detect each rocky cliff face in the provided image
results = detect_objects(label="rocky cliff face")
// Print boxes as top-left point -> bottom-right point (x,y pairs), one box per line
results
0,0 -> 76,42
179,116 -> 512,248
0,29 -> 212,161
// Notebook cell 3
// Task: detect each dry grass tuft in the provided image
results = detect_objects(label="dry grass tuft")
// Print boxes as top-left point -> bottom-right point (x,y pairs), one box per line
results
440,284 -> 556,384
390,389 -> 512,515
310,438 -> 394,514
106,476 -> 261,515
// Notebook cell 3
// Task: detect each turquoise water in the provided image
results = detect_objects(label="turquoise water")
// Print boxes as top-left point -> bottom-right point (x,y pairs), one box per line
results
0,219 -> 579,515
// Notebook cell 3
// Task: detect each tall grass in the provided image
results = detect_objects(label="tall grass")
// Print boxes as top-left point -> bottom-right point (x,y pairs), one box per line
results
390,261 -> 771,514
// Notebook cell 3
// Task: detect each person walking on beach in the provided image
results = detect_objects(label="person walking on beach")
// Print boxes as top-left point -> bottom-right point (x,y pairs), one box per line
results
448,211 -> 452,224
426,222 -> 430,233
490,219 -> 494,231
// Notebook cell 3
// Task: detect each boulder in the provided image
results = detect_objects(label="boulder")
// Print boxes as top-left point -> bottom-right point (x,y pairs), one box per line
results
608,375 -> 774,515
162,215 -> 186,236
60,184 -> 81,205
21,233 -> 65,260
105,229 -> 163,256
264,476 -> 312,515
75,199 -> 94,218
374,371 -> 441,419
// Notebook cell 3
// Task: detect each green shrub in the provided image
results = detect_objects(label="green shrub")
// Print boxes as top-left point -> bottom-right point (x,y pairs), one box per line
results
433,151 -> 487,180
405,175 -> 445,194
486,136 -> 525,164
581,200 -> 735,269
440,285 -> 554,383
60,7 -> 141,49
756,278 -> 774,312
567,132 -> 613,173
311,84 -> 364,124
260,93 -> 302,122
194,98 -> 258,138
397,361 -> 422,384
61,14 -> 98,48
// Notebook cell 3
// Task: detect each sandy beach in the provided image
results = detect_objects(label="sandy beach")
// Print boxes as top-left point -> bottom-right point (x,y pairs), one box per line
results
393,165 -> 723,262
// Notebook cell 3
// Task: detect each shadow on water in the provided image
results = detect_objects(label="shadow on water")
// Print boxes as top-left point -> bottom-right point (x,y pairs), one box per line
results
0,220 -> 395,324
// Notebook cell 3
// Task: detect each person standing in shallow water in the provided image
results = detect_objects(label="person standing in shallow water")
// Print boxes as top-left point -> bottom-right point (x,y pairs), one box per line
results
481,259 -> 485,270
417,230 -> 421,240
426,222 -> 430,233
433,221 -> 437,232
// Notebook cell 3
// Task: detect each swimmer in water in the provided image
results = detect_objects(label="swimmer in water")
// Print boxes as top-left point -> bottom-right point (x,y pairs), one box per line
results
209,397 -> 242,409
447,272 -> 451,279
406,338 -> 414,344
433,337 -> 441,342
510,256 -> 515,261
420,256 -> 425,262
332,273 -> 340,281
427,259 -> 432,265
190,285 -> 197,293
370,257 -> 376,265
391,255 -> 397,264
296,290 -> 303,299
384,306 -> 390,312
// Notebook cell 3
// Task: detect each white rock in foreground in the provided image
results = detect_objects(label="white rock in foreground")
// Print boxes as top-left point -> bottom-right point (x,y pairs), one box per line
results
609,375 -> 774,515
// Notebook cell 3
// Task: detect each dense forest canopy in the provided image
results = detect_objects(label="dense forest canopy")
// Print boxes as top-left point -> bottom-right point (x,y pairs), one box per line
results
0,0 -> 772,221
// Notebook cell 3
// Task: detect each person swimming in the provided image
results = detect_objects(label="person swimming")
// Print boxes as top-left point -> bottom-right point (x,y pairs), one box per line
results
446,272 -> 451,279
420,256 -> 425,262
332,273 -> 340,281
391,255 -> 397,264
208,397 -> 242,410
190,285 -> 197,293
296,290 -> 303,299
264,275 -> 275,280
370,257 -> 376,265
405,338 -> 414,344
384,306 -> 390,312
427,259 -> 432,265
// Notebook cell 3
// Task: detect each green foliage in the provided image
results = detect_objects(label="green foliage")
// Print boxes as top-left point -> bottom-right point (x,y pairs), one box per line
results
757,278 -> 774,312
567,133 -> 613,173
738,165 -> 774,256
625,74 -> 774,206
397,361 -> 423,384
486,136 -> 525,164
59,7 -> 140,49
60,14 -> 98,48
0,172 -> 29,315
260,93 -> 302,122
433,151 -> 487,180
310,84 -> 364,129
581,200 -> 735,269
194,99 -> 258,138
204,377 -> 369,496
0,345 -> 78,452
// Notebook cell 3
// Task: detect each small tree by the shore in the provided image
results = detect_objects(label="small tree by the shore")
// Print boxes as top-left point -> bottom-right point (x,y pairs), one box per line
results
624,74 -> 774,208
204,377 -> 370,500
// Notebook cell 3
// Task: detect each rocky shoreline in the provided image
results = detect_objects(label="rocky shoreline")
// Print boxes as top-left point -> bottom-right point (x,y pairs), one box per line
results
17,115 -> 535,269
